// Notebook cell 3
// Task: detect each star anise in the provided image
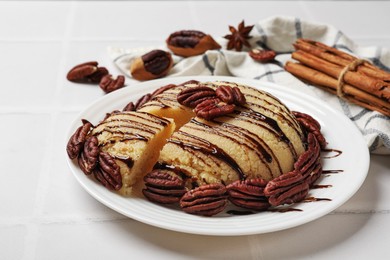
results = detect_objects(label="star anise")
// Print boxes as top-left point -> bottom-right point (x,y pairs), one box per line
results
224,20 -> 254,51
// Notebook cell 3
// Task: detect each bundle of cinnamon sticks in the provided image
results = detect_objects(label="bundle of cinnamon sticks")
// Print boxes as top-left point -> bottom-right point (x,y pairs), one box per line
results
285,39 -> 390,116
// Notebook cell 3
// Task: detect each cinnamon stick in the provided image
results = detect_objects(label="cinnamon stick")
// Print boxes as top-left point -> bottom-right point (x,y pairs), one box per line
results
285,61 -> 390,116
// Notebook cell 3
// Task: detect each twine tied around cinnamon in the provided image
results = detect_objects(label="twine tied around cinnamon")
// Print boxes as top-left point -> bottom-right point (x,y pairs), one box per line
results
337,59 -> 369,98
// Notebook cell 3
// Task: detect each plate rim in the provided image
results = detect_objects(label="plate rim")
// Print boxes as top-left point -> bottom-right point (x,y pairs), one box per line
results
66,76 -> 370,236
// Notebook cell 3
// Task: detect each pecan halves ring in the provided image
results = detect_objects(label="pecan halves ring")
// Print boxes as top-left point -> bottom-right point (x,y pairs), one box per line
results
66,61 -> 109,83
180,183 -> 228,216
66,120 -> 93,159
142,169 -> 187,204
94,152 -> 122,191
177,86 -> 216,108
167,30 -> 221,57
264,170 -> 309,206
194,98 -> 235,120
78,136 -> 99,175
227,178 -> 270,211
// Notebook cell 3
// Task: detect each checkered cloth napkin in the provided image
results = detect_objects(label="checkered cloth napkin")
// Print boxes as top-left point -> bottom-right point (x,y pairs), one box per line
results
108,16 -> 390,154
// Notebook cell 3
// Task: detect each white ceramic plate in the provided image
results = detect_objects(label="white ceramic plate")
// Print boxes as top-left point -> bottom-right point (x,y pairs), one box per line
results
66,76 -> 369,236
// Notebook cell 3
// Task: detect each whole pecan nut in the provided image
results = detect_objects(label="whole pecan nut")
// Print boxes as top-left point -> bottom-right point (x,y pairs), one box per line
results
66,61 -> 109,83
94,152 -> 122,190
177,86 -> 216,108
78,136 -> 99,175
227,178 -> 270,211
130,49 -> 173,81
215,85 -> 246,105
66,119 -> 93,159
99,74 -> 125,93
167,30 -> 221,57
194,98 -> 235,120
249,49 -> 276,62
142,169 -> 186,204
180,183 -> 228,216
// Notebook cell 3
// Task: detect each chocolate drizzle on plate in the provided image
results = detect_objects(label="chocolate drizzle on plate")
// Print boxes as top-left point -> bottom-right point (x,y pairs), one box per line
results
322,148 -> 343,158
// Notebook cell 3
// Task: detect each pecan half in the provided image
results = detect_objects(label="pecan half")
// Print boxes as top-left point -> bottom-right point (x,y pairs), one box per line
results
179,80 -> 200,86
66,120 -> 93,159
123,101 -> 136,111
167,30 -> 221,57
215,85 -> 246,105
177,86 -> 216,108
134,93 -> 152,110
194,98 -> 235,120
99,74 -> 125,93
293,111 -> 327,149
264,171 -> 309,206
151,84 -> 178,96
294,133 -> 322,186
249,49 -> 276,62
142,169 -> 186,204
78,136 -> 99,175
180,183 -> 228,216
130,49 -> 173,81
227,178 -> 270,211
66,61 -> 109,83
94,152 -> 122,190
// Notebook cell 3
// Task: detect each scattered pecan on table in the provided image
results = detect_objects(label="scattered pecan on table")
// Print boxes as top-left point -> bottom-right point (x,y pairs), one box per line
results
99,74 -> 125,93
249,49 -> 276,62
66,61 -> 109,83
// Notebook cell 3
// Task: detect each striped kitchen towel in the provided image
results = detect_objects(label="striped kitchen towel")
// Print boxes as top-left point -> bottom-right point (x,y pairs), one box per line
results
108,16 -> 390,154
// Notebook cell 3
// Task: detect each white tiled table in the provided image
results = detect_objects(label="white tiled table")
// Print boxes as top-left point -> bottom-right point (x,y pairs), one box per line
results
1,1 -> 389,259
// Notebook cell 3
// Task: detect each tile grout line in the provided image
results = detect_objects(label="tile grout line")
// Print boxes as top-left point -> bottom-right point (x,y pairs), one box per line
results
21,2 -> 78,260
1,208 -> 389,229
